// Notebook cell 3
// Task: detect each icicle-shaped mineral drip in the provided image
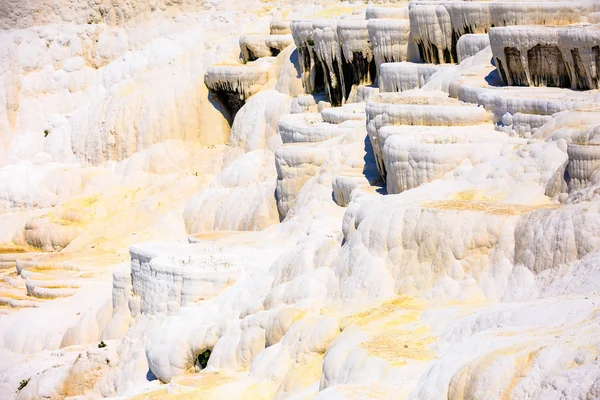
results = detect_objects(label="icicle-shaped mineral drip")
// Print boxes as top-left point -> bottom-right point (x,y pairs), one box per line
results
291,20 -> 324,94
409,4 -> 453,64
490,2 -> 594,27
204,61 -> 273,118
338,20 -> 373,65
313,20 -> 345,106
489,25 -> 600,90
445,2 -> 491,62
367,19 -> 410,75
338,19 -> 376,94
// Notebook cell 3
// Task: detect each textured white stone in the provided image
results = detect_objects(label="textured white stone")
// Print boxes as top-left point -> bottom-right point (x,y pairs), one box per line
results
365,6 -> 409,20
239,35 -> 294,63
456,33 -> 490,63
379,62 -> 455,92
270,20 -> 292,35
4,2 -> 600,400
490,25 -> 600,90
367,19 -> 411,73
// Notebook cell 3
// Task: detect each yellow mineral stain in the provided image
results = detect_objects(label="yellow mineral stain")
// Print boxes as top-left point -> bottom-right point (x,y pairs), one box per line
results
132,373 -> 234,400
311,7 -> 357,18
0,246 -> 27,254
0,291 -> 30,300
500,350 -> 537,400
339,384 -> 401,400
449,345 -> 528,400
173,371 -> 232,389
277,354 -> 323,395
190,231 -> 245,241
361,326 -> 436,366
423,200 -> 559,216
343,296 -> 425,327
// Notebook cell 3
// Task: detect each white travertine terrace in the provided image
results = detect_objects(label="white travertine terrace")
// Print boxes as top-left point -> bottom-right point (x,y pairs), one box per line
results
204,60 -> 274,119
292,18 -> 375,106
367,19 -> 411,74
320,103 -> 366,124
456,33 -> 490,63
366,91 -> 487,178
365,6 -> 409,20
275,129 -> 365,218
338,20 -> 375,76
356,85 -> 380,102
332,165 -> 381,207
380,124 -> 515,193
488,1 -> 597,27
275,143 -> 331,218
379,62 -> 455,92
270,20 -> 292,35
312,20 -> 346,106
239,35 -> 294,63
5,1 -> 600,399
457,83 -> 600,130
278,113 -> 363,144
290,20 -> 325,95
489,25 -> 600,90
567,126 -> 600,191
408,1 -> 595,64
130,243 -> 248,314
408,2 -> 467,64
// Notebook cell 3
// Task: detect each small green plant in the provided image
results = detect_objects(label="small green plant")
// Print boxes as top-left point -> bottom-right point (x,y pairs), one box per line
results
98,341 -> 107,348
43,129 -> 49,137
180,256 -> 193,267
17,378 -> 29,391
307,38 -> 314,47
197,349 -> 211,369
